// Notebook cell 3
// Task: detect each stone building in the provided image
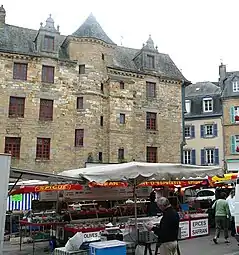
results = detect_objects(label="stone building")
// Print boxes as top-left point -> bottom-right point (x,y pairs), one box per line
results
0,6 -> 187,173
220,63 -> 239,172
183,82 -> 223,166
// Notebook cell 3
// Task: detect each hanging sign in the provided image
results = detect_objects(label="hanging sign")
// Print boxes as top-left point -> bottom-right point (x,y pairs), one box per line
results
138,180 -> 205,187
179,221 -> 190,239
89,181 -> 128,188
190,218 -> 209,237
35,184 -> 82,192
82,231 -> 101,242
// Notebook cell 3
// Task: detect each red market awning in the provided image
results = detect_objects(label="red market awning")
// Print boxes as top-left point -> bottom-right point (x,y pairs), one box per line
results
9,183 -> 83,195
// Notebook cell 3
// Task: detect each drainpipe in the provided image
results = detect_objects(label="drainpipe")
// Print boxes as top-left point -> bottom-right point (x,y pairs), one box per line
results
180,80 -> 186,164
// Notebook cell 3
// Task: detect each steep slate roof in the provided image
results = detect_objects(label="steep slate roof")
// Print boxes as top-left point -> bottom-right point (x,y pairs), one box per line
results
221,71 -> 239,98
72,13 -> 115,45
185,82 -> 222,119
0,13 -> 186,81
111,46 -> 186,80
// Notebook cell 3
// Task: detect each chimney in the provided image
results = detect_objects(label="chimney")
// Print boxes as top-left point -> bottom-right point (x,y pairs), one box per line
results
219,62 -> 226,82
0,5 -> 6,26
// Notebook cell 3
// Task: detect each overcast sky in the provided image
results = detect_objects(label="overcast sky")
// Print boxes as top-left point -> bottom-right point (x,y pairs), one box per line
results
1,0 -> 238,83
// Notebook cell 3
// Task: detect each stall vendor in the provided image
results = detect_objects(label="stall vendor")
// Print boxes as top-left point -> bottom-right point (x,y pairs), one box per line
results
146,197 -> 180,255
147,191 -> 161,216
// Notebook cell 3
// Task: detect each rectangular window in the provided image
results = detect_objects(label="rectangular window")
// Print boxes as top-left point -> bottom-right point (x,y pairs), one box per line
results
5,137 -> 21,159
146,55 -> 155,69
39,99 -> 53,121
185,100 -> 191,113
146,147 -> 157,163
79,65 -> 85,74
120,81 -> 125,90
13,63 -> 27,81
118,148 -> 124,161
77,97 -> 83,110
9,96 -> 25,118
146,82 -> 156,98
203,98 -> 213,112
232,135 -> 239,153
102,54 -> 105,60
185,126 -> 191,138
205,149 -> 214,165
36,138 -> 50,160
44,36 -> 54,51
101,83 -> 104,92
100,116 -> 103,126
120,113 -> 125,124
234,106 -> 239,122
99,152 -> 103,162
146,112 -> 157,130
233,81 -> 239,92
204,124 -> 213,136
183,150 -> 191,164
42,65 -> 54,83
75,129 -> 84,147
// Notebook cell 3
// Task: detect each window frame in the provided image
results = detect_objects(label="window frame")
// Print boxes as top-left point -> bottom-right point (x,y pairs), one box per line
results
36,137 -> 51,160
75,129 -> 84,147
4,137 -> 21,159
146,54 -> 155,69
120,81 -> 125,90
185,99 -> 191,113
235,135 -> 239,153
146,81 -> 156,98
119,113 -> 126,124
79,65 -> 85,74
204,124 -> 214,136
13,63 -> 28,81
118,148 -> 125,161
233,81 -> 239,92
183,150 -> 191,164
205,148 -> 214,165
203,98 -> 213,113
44,35 -> 54,51
42,65 -> 55,83
146,112 -> 157,130
184,126 -> 191,138
8,96 -> 25,118
39,99 -> 53,121
77,97 -> 84,110
146,146 -> 157,163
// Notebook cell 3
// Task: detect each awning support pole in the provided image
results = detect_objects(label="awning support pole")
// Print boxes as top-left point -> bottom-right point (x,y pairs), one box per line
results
8,173 -> 23,195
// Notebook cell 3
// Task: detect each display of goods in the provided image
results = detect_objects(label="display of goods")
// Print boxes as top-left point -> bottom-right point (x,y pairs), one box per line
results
31,215 -> 63,224
190,213 -> 208,218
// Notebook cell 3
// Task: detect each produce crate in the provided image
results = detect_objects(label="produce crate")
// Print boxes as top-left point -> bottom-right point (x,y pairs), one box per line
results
54,247 -> 87,255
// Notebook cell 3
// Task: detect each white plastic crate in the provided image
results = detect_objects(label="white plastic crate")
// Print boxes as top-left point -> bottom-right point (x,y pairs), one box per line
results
54,247 -> 87,255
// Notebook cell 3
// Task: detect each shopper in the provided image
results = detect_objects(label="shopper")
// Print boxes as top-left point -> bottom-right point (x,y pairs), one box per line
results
226,190 -> 236,237
212,192 -> 230,244
145,197 -> 180,255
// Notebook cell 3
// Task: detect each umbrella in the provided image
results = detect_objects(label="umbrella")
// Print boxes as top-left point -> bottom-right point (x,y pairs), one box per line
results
9,183 -> 83,195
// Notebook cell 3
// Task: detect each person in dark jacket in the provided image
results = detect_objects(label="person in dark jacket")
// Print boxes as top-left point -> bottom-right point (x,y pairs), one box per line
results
146,197 -> 179,255
147,191 -> 161,216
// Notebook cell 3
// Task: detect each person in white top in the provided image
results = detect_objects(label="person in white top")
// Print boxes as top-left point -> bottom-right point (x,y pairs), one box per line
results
226,190 -> 236,237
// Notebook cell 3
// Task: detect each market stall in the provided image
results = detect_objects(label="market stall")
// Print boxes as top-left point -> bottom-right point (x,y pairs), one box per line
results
56,162 -> 222,253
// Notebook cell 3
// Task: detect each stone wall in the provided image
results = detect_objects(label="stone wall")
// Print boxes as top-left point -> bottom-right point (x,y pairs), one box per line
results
0,39 -> 183,173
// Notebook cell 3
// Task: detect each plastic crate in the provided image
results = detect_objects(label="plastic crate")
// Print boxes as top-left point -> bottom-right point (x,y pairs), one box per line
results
54,247 -> 87,255
89,240 -> 126,255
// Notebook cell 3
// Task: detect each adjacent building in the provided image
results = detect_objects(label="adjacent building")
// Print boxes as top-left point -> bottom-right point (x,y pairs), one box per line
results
0,6 -> 187,172
183,82 -> 223,166
220,63 -> 239,172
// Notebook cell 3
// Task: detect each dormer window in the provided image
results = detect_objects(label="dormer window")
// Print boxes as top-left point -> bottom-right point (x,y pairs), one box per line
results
233,81 -> 239,92
44,35 -> 54,51
203,98 -> 213,113
185,100 -> 191,113
146,55 -> 155,69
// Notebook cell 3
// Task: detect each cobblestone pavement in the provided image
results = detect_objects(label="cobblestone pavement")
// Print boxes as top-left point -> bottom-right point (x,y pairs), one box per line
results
3,234 -> 239,255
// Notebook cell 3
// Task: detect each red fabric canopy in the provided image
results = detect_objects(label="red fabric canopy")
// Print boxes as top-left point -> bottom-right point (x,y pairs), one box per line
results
9,183 -> 83,195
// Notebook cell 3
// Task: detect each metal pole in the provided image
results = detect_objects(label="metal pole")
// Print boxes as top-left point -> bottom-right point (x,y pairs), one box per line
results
133,181 -> 138,243
181,80 -> 186,164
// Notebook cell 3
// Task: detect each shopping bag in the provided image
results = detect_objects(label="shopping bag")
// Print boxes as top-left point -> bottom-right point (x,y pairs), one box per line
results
135,244 -> 145,255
